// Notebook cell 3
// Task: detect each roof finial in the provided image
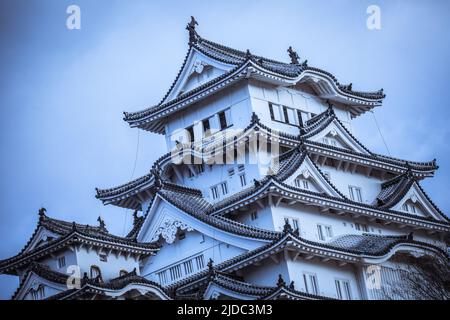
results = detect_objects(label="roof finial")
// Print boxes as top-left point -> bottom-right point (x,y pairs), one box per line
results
97,216 -> 106,231
277,274 -> 286,287
245,49 -> 252,60
289,281 -> 295,290
207,258 -> 214,274
38,207 -> 46,218
287,46 -> 300,65
186,16 -> 199,45
283,220 -> 293,234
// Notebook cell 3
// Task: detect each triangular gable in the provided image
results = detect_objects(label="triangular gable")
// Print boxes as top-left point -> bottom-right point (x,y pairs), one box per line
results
22,226 -> 61,254
13,270 -> 66,300
203,281 -> 258,300
307,117 -> 371,155
163,48 -> 235,103
137,195 -> 268,251
392,182 -> 447,221
282,155 -> 344,199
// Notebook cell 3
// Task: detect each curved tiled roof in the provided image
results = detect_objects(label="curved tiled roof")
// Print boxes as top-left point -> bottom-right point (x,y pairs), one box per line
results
46,269 -> 172,300
203,271 -> 332,300
123,31 -> 385,131
156,182 -> 280,241
0,210 -> 159,275
172,229 -> 446,294
12,263 -> 68,300
374,170 -> 448,221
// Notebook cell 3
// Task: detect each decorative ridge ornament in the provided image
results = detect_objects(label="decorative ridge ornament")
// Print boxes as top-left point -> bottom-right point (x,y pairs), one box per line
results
97,216 -> 107,232
287,46 -> 300,65
277,274 -> 286,287
186,16 -> 199,45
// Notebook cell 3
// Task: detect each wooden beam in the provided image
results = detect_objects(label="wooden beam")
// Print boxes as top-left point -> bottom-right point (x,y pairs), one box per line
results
275,197 -> 284,207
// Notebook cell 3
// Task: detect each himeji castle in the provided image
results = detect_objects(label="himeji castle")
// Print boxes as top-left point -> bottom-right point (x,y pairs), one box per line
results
1,18 -> 449,300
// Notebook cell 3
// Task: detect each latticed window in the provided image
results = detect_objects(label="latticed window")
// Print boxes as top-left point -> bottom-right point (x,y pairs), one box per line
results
317,224 -> 333,241
183,260 -> 194,275
303,273 -> 319,295
57,256 -> 66,268
239,173 -> 247,187
349,186 -> 362,202
335,279 -> 352,300
90,266 -> 101,279
195,255 -> 205,270
169,265 -> 182,281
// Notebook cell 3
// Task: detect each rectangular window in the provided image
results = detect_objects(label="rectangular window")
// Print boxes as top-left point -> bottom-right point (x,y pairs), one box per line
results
269,103 -> 299,125
349,186 -> 362,202
228,168 -> 235,177
220,182 -> 228,195
183,260 -> 194,275
295,178 -> 309,190
238,164 -> 245,172
57,256 -> 66,269
239,173 -> 247,187
355,223 -> 369,232
169,265 -> 182,281
202,118 -> 211,136
186,126 -> 194,143
157,270 -> 167,285
195,164 -> 204,174
317,224 -> 333,241
195,255 -> 205,270
211,186 -> 219,200
335,279 -> 352,300
99,253 -> 108,262
303,273 -> 319,295
285,217 -> 300,231
200,234 -> 205,243
302,180 -> 309,190
218,108 -> 232,130
251,212 -> 258,220
270,103 -> 284,122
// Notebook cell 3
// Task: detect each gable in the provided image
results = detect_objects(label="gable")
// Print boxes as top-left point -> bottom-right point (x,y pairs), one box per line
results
137,195 -> 268,251
14,272 -> 66,300
309,119 -> 371,155
283,155 -> 344,198
392,182 -> 447,221
164,48 -> 234,103
203,282 -> 257,300
23,227 -> 61,254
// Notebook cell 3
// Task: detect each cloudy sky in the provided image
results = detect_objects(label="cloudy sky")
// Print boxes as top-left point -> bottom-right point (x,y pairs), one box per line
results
0,0 -> 449,298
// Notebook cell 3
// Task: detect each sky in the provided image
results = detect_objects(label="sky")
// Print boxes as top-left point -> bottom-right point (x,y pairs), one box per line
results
0,0 -> 449,299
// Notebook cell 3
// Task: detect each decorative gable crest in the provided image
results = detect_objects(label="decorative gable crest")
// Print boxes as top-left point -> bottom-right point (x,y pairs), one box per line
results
151,216 -> 194,244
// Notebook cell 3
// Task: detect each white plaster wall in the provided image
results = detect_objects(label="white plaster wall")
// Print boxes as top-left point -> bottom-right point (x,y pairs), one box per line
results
75,247 -> 140,281
247,80 -> 353,134
180,162 -> 261,203
242,258 -> 290,287
165,82 -> 253,150
286,258 -> 361,299
142,231 -> 245,283
318,163 -> 384,205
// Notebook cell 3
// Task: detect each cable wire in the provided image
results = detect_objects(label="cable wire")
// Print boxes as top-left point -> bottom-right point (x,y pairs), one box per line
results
122,129 -> 141,236
370,111 -> 391,157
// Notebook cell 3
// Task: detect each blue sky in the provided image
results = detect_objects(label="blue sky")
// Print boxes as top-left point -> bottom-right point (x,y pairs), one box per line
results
0,0 -> 449,298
